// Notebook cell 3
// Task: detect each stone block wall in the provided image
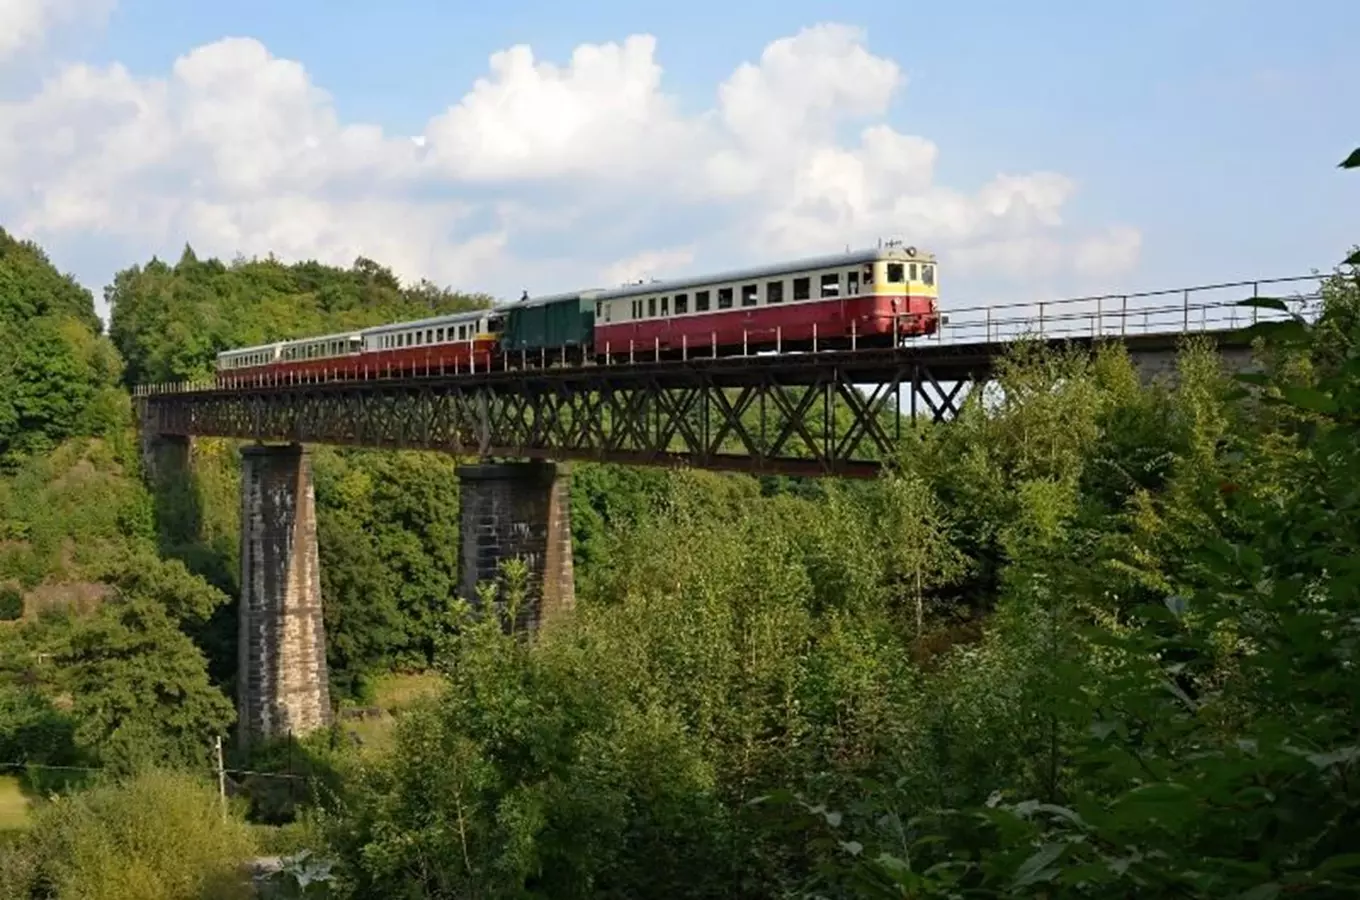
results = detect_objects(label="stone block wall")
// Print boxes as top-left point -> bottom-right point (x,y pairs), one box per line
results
237,443 -> 331,747
458,461 -> 575,634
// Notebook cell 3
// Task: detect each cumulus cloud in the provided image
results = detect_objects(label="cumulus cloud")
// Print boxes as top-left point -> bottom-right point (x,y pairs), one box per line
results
601,246 -> 696,287
423,35 -> 702,182
0,0 -> 111,62
0,19 -> 1142,306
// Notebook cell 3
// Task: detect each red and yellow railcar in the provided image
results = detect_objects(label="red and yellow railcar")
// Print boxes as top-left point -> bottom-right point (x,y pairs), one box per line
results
590,243 -> 938,360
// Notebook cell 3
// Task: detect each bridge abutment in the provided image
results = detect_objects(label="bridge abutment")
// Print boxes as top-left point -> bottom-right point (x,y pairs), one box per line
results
237,443 -> 331,748
458,461 -> 575,633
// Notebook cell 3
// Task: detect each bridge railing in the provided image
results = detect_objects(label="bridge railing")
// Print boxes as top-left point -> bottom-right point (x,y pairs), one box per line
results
918,275 -> 1325,347
133,275 -> 1328,397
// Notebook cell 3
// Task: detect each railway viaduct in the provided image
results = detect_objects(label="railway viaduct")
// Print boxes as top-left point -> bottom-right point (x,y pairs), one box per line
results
133,276 -> 1321,747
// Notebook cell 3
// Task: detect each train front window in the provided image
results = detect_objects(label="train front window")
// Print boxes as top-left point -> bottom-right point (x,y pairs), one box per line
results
887,263 -> 905,283
922,264 -> 935,286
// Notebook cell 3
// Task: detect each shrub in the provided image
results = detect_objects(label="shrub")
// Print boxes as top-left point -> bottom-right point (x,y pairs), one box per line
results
0,586 -> 21,621
0,768 -> 258,900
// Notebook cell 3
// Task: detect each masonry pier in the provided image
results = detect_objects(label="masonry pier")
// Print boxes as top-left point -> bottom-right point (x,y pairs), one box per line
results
458,461 -> 575,633
141,432 -> 191,488
237,443 -> 331,748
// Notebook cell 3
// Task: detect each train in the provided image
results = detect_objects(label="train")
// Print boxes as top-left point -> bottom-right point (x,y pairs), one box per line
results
214,242 -> 940,384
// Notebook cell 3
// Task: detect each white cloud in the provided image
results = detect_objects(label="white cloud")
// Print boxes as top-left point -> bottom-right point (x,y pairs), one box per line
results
600,246 -> 696,287
422,35 -> 701,182
0,0 -> 111,63
0,19 -> 1142,310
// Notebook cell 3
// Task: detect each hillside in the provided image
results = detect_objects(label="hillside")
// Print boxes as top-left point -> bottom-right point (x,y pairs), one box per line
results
2,207 -> 1360,897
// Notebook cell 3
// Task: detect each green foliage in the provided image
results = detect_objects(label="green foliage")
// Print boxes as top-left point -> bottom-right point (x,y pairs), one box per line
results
3,155 -> 1355,899
0,686 -> 79,770
44,594 -> 234,774
0,769 -> 258,900
0,586 -> 20,621
0,549 -> 235,775
106,249 -> 492,386
0,437 -> 151,589
747,145 -> 1360,899
0,232 -> 126,468
313,448 -> 464,698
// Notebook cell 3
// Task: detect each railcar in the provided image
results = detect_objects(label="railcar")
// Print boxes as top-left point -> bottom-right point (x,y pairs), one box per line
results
211,243 -> 940,384
214,309 -> 500,385
590,243 -> 938,361
500,289 -> 600,361
361,309 -> 501,377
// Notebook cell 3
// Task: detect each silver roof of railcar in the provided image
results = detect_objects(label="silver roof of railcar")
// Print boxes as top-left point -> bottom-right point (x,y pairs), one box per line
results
360,307 -> 491,337
218,342 -> 279,357
280,329 -> 366,344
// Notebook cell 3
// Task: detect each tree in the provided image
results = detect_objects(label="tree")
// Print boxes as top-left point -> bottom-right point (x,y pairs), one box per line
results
0,232 -> 125,466
48,594 -> 235,773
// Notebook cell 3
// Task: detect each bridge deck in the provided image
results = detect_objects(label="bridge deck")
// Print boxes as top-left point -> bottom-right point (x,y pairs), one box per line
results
135,276 -> 1324,477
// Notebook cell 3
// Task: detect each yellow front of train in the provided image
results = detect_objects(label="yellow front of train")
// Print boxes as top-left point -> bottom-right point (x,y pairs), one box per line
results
869,245 -> 939,336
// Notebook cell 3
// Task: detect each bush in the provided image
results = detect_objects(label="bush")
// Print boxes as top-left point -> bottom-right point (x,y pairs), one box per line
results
0,586 -> 21,621
0,768 -> 258,900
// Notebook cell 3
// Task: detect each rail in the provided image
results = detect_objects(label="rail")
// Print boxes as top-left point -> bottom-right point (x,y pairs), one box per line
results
133,274 -> 1326,397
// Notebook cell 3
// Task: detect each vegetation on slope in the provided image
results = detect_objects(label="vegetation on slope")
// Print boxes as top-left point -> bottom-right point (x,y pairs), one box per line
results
0,154 -> 1357,898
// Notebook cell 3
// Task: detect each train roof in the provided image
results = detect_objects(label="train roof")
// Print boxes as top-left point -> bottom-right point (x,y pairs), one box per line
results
217,328 -> 362,358
500,288 -> 604,312
360,307 -> 491,336
283,328 -> 366,344
591,245 -> 935,301
218,341 -> 280,357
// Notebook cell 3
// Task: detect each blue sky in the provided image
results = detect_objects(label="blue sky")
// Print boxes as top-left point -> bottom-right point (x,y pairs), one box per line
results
2,0 -> 1356,316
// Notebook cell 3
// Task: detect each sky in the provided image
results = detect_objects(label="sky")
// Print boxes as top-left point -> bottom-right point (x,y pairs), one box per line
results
0,0 -> 1356,322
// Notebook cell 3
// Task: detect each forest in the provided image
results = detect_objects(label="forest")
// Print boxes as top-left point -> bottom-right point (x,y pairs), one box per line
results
0,150 -> 1357,898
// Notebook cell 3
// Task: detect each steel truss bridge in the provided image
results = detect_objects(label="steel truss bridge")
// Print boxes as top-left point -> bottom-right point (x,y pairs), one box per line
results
136,276 -> 1324,478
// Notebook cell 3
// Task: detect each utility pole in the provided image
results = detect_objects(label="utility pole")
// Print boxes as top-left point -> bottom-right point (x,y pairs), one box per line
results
214,736 -> 227,820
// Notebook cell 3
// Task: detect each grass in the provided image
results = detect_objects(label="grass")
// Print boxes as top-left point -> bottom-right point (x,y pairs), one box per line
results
369,671 -> 444,711
0,775 -> 31,832
335,671 -> 446,758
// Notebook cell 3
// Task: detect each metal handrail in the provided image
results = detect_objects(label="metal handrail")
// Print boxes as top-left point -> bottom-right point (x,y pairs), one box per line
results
132,274 -> 1328,396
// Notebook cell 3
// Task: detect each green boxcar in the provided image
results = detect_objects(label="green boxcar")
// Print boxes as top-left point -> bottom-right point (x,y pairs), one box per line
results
501,290 -> 599,353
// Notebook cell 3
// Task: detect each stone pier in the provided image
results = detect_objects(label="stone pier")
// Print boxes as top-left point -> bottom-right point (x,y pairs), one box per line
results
458,461 -> 575,633
141,432 -> 191,488
237,443 -> 331,748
